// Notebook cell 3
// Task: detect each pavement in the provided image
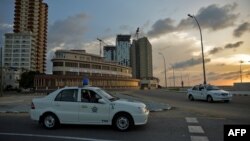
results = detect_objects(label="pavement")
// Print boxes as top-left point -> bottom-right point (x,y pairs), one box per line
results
176,90 -> 250,96
0,91 -> 171,113
1,89 -> 248,114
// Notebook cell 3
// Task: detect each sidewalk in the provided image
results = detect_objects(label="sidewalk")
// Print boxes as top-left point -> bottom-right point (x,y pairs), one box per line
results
0,92 -> 171,113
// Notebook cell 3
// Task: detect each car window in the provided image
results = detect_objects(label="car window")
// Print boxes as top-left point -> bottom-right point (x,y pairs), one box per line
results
199,85 -> 204,91
207,85 -> 220,91
55,89 -> 78,102
95,88 -> 118,101
192,86 -> 199,90
81,89 -> 101,103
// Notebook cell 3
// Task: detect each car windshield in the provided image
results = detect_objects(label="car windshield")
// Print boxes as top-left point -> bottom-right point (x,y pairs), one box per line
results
206,85 -> 220,91
96,89 -> 119,101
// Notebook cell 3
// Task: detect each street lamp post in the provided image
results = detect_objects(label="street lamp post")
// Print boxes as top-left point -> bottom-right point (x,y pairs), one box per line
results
159,52 -> 167,88
172,65 -> 175,88
188,14 -> 207,85
240,61 -> 243,83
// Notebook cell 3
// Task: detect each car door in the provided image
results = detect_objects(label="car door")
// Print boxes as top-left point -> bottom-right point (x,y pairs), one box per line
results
200,86 -> 207,100
53,88 -> 79,123
191,85 -> 200,100
79,89 -> 110,124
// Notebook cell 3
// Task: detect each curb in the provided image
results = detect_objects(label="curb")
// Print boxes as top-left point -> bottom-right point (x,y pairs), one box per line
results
0,111 -> 29,114
232,94 -> 250,96
0,104 -> 172,113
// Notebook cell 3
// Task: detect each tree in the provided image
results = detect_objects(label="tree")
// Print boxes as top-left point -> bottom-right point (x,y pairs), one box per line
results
19,71 -> 39,89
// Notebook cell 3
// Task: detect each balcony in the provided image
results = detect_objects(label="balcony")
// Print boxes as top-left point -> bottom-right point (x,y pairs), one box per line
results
15,1 -> 21,5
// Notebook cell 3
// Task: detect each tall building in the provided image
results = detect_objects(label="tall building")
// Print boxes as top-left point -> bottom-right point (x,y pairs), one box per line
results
103,45 -> 116,62
13,0 -> 48,73
3,33 -> 36,71
116,35 -> 131,66
130,37 -> 153,79
0,47 -> 2,66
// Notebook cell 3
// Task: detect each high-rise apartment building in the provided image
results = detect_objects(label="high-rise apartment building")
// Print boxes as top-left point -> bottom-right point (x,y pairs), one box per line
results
130,37 -> 153,79
116,35 -> 131,67
3,33 -> 36,71
13,0 -> 48,73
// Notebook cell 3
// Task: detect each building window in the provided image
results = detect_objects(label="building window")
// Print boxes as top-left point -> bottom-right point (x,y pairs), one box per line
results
79,63 -> 90,68
102,66 -> 110,70
53,62 -> 64,66
53,71 -> 63,75
65,71 -> 78,75
92,64 -> 101,69
65,62 -> 78,67
111,67 -> 117,71
79,72 -> 90,76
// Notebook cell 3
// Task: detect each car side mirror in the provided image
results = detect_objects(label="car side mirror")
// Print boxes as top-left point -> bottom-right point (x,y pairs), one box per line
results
98,99 -> 106,104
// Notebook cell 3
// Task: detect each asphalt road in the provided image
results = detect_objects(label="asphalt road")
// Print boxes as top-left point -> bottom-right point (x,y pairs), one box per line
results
0,89 -> 250,141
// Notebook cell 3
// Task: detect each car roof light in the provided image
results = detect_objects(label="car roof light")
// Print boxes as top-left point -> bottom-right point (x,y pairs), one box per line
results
82,78 -> 89,86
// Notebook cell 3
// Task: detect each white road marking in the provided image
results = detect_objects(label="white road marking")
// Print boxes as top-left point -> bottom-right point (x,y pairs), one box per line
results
188,126 -> 205,133
0,132 -> 118,141
190,136 -> 209,141
185,117 -> 199,123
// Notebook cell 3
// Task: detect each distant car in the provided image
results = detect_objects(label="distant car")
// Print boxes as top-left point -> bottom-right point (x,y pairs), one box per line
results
30,86 -> 149,131
187,84 -> 232,103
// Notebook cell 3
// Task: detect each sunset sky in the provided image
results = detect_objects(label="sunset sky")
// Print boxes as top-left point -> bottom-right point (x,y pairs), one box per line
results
1,0 -> 250,86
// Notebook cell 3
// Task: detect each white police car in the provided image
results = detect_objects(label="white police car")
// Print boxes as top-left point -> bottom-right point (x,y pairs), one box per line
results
30,86 -> 149,131
187,84 -> 232,103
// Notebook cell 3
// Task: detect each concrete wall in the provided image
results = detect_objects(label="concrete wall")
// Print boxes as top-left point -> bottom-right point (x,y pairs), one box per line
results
233,83 -> 250,91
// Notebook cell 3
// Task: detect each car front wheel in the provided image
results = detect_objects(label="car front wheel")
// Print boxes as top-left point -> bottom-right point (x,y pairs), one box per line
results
42,113 -> 59,129
113,113 -> 133,131
207,95 -> 213,103
188,95 -> 194,101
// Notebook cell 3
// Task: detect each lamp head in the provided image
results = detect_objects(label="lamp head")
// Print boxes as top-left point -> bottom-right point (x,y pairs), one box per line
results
188,14 -> 193,18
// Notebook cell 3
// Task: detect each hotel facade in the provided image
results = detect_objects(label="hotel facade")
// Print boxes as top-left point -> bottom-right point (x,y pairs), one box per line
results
34,50 -> 139,91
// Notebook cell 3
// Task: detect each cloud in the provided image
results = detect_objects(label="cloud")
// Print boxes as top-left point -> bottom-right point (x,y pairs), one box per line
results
208,41 -> 244,55
147,3 -> 239,38
233,22 -> 250,37
46,13 -> 90,73
48,13 -> 89,48
191,3 -> 238,31
220,71 -> 239,80
224,41 -> 244,49
173,57 -> 211,69
0,23 -> 13,29
147,18 -> 175,38
208,47 -> 223,55
0,23 -> 13,45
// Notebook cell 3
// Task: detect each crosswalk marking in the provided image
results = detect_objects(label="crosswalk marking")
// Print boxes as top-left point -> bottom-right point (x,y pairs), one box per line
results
190,136 -> 209,141
185,117 -> 198,123
186,117 -> 209,141
188,126 -> 205,133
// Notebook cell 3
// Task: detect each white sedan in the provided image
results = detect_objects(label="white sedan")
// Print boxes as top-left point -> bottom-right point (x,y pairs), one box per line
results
187,84 -> 233,103
30,86 -> 149,131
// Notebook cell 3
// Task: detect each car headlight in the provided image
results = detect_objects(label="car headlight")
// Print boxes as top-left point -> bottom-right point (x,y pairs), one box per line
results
138,107 -> 148,113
